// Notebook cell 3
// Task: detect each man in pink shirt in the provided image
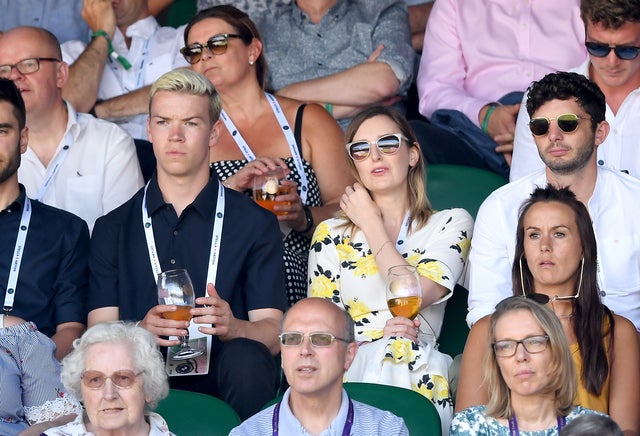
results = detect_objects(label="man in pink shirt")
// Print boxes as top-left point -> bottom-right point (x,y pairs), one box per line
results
414,0 -> 586,177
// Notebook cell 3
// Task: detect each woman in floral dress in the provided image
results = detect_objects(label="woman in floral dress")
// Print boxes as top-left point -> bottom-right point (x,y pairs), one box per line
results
308,106 -> 473,433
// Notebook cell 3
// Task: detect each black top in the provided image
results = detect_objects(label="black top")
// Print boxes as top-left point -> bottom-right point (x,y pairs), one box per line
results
88,172 -> 288,349
0,186 -> 89,336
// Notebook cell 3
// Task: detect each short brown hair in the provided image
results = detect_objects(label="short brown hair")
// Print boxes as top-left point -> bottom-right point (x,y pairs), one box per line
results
580,0 -> 640,29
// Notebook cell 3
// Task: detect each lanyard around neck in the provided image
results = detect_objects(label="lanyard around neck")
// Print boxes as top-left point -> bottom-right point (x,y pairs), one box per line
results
3,197 -> 32,312
34,127 -> 74,201
272,398 -> 354,436
395,211 -> 411,251
508,414 -> 566,435
108,33 -> 153,91
142,179 -> 225,286
219,92 -> 309,204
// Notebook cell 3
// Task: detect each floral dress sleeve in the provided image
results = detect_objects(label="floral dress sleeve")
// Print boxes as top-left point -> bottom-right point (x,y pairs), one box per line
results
308,219 -> 346,309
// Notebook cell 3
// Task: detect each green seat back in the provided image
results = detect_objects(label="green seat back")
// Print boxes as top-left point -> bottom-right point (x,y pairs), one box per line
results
155,389 -> 240,435
165,0 -> 197,28
343,382 -> 442,436
426,164 -> 507,219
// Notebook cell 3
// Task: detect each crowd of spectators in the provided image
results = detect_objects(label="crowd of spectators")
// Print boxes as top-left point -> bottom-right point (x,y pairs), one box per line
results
1,0 -> 640,435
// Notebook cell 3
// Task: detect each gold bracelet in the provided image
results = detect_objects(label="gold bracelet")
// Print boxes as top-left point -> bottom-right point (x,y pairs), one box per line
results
374,240 -> 393,258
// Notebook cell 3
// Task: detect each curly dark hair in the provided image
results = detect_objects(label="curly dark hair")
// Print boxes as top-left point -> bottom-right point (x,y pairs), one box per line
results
525,72 -> 605,133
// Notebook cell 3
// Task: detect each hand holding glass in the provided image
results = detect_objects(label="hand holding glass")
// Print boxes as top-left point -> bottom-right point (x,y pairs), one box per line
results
157,269 -> 203,360
386,265 -> 422,320
252,168 -> 290,216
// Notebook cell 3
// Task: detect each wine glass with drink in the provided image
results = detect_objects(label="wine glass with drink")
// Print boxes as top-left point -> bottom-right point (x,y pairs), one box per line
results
157,269 -> 203,360
252,168 -> 290,216
386,265 -> 423,320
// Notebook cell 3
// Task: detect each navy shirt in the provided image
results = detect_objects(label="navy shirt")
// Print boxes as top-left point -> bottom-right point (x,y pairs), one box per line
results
88,173 -> 288,349
0,187 -> 89,337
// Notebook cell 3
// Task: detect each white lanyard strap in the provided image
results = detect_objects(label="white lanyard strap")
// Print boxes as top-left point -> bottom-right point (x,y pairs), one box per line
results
395,211 -> 411,251
34,129 -> 73,201
142,180 -> 225,287
3,197 -> 32,312
220,92 -> 309,204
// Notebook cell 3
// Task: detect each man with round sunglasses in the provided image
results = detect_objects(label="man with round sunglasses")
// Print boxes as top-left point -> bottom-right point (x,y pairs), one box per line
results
512,0 -> 640,181
467,71 -> 640,333
59,0 -> 188,141
230,298 -> 409,435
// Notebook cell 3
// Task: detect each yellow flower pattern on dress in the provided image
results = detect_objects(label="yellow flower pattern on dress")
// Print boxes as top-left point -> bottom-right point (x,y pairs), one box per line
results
309,275 -> 337,299
307,209 -> 474,432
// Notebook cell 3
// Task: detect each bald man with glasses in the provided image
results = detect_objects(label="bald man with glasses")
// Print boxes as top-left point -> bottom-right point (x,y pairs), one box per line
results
230,298 -> 409,435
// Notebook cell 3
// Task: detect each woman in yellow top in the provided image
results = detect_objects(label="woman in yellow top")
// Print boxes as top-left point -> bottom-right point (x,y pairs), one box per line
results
457,185 -> 640,435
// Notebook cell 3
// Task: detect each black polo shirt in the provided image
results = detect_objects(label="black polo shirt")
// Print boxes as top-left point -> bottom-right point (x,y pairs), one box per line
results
88,173 -> 288,349
0,187 -> 89,336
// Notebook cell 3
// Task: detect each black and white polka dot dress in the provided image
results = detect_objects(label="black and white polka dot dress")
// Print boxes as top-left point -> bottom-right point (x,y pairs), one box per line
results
212,158 -> 321,306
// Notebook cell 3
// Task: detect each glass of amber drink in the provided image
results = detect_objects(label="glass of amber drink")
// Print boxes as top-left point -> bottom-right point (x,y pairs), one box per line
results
252,168 -> 290,216
157,269 -> 203,359
386,265 -> 422,320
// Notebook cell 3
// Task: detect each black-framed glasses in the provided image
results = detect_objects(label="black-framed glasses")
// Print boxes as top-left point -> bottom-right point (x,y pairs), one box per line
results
493,335 -> 549,357
529,113 -> 587,136
585,42 -> 640,60
279,331 -> 350,347
0,57 -> 61,78
81,370 -> 142,389
346,133 -> 408,161
180,34 -> 244,64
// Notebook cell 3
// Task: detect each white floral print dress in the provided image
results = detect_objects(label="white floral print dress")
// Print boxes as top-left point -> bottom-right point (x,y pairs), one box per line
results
308,208 -> 473,434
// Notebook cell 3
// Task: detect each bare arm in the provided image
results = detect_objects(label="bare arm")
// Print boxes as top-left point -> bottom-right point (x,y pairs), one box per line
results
455,316 -> 490,412
276,62 -> 400,109
62,0 -> 116,111
52,322 -> 85,360
609,315 -> 640,436
409,3 -> 434,52
94,85 -> 151,120
88,306 -> 119,326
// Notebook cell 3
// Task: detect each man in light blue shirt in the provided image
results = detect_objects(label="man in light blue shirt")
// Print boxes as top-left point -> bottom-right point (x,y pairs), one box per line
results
230,298 -> 409,435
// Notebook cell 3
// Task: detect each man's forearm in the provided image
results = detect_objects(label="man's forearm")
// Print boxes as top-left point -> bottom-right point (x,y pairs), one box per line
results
63,37 -> 110,112
277,62 -> 400,107
230,317 -> 281,355
94,85 -> 151,120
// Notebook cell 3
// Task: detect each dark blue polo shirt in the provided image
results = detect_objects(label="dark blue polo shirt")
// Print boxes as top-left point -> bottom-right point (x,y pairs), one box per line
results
0,187 -> 89,336
88,173 -> 288,349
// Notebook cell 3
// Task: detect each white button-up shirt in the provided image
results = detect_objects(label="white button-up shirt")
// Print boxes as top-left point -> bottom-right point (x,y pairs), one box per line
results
18,102 -> 144,232
467,167 -> 640,330
62,16 -> 189,139
511,60 -> 640,181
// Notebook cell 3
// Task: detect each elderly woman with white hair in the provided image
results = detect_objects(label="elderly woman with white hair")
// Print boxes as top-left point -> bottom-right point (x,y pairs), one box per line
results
43,322 -> 174,436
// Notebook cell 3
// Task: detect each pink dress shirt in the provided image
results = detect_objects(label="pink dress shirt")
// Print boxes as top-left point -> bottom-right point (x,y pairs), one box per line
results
417,0 -> 587,126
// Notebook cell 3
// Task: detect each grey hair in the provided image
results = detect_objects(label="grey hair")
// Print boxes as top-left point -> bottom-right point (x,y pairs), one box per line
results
149,68 -> 222,123
561,414 -> 623,436
61,322 -> 169,409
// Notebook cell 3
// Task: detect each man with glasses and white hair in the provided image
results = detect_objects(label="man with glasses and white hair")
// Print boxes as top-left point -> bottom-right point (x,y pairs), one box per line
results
511,0 -> 640,180
467,71 -> 640,332
230,297 -> 408,435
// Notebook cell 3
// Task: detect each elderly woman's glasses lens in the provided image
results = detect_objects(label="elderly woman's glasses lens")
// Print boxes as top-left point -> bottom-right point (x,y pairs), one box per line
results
0,57 -> 60,78
493,335 -> 549,357
585,42 -> 640,60
279,332 -> 349,347
81,370 -> 141,389
180,34 -> 243,64
346,133 -> 408,161
528,113 -> 585,136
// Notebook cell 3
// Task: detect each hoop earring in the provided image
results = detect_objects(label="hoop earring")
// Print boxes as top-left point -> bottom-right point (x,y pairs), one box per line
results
519,255 -> 526,297
575,257 -> 584,299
